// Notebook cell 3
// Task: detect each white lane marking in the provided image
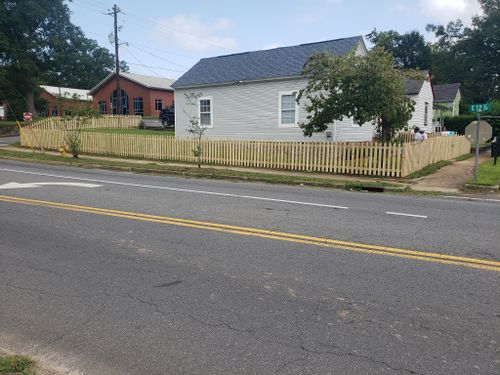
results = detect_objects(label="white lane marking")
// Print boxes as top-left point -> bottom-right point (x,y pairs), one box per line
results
443,195 -> 500,203
386,211 -> 428,219
0,182 -> 101,190
0,168 -> 349,210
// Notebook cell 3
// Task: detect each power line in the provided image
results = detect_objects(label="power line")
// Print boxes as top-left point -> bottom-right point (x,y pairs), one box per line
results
124,46 -> 163,78
83,30 -> 195,61
121,12 -> 233,50
127,44 -> 189,69
126,62 -> 185,73
75,0 -> 233,51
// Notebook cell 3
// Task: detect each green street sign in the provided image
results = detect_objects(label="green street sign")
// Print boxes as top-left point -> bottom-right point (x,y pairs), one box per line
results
469,103 -> 492,113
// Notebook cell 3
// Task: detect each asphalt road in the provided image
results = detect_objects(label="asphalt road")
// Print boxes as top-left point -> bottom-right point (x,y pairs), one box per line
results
0,159 -> 498,374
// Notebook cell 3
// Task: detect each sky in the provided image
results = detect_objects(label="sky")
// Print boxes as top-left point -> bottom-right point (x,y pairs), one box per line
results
68,0 -> 482,81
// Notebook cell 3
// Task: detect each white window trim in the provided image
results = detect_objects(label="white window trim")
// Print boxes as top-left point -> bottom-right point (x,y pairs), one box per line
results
198,96 -> 214,129
278,91 -> 299,128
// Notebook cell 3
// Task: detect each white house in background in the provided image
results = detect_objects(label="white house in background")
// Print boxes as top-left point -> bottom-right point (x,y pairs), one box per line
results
404,77 -> 434,133
172,36 -> 376,142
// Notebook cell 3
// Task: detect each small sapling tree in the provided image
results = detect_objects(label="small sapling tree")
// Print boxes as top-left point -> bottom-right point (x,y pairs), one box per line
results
184,92 -> 206,168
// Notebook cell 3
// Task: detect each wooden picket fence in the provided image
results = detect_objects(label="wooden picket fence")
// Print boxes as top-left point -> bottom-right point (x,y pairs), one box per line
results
20,126 -> 470,177
401,136 -> 471,176
30,115 -> 141,130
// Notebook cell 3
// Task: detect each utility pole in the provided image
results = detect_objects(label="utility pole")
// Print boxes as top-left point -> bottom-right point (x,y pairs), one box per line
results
108,4 -> 122,115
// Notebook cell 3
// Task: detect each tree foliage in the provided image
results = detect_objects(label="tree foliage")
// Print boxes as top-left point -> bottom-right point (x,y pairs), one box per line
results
0,0 -> 127,119
367,29 -> 432,70
298,47 -> 415,141
427,0 -> 499,102
42,24 -> 129,89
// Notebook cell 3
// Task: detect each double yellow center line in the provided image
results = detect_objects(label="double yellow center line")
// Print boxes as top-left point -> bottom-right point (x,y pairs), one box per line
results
1,194 -> 499,272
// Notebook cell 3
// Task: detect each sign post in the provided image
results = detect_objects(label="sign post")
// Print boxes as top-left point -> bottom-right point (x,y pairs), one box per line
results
467,103 -> 492,182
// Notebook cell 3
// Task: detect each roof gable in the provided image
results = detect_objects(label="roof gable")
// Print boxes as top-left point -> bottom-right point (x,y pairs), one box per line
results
89,72 -> 174,95
172,36 -> 364,89
433,83 -> 461,103
404,79 -> 425,95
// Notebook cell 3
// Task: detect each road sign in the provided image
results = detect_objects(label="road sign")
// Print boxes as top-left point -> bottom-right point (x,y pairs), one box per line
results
465,120 -> 492,144
468,103 -> 492,113
23,112 -> 32,121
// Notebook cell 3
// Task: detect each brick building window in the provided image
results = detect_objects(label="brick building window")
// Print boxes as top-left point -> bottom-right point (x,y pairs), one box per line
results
155,99 -> 163,111
110,89 -> 129,115
51,106 -> 58,116
99,101 -> 107,114
133,97 -> 144,116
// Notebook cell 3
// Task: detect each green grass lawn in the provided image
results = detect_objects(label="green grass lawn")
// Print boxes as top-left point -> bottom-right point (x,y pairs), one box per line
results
82,127 -> 174,136
0,120 -> 29,127
468,159 -> 500,186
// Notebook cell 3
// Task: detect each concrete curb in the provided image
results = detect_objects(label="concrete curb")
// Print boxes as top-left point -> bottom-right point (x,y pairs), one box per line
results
464,183 -> 499,192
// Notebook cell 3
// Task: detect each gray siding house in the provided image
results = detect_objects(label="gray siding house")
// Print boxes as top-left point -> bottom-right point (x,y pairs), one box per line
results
172,36 -> 376,142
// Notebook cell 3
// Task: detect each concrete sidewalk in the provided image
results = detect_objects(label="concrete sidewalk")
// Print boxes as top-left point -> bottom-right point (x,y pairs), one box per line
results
411,152 -> 496,194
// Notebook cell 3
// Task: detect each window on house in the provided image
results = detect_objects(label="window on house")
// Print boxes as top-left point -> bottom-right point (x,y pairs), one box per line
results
51,106 -> 58,116
155,99 -> 163,111
133,97 -> 144,116
424,102 -> 429,126
199,97 -> 213,128
99,101 -> 107,114
279,92 -> 297,126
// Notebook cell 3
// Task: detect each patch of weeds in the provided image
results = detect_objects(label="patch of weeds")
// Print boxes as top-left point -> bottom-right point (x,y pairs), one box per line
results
466,160 -> 500,186
0,355 -> 35,374
454,153 -> 474,161
404,160 -> 452,179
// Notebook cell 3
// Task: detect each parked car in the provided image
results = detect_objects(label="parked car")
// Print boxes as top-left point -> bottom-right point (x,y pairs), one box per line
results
159,107 -> 175,128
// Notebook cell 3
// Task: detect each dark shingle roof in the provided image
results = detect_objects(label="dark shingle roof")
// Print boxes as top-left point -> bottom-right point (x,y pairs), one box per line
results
172,36 -> 364,88
404,79 -> 424,95
433,83 -> 461,103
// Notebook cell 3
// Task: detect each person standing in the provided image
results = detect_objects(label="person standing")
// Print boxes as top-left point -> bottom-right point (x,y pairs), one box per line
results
414,127 -> 423,141
420,130 -> 428,141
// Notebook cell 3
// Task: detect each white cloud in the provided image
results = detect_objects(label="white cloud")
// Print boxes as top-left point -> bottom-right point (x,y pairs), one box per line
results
153,14 -> 238,53
419,0 -> 482,24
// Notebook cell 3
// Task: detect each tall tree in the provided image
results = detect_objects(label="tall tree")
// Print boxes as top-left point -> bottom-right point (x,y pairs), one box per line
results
0,0 -> 71,113
298,47 -> 415,141
427,0 -> 499,102
367,29 -> 432,70
0,0 -> 127,118
41,24 -> 129,89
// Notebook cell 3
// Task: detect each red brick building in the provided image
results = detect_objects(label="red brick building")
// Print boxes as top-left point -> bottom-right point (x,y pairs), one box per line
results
89,72 -> 174,117
39,85 -> 93,117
